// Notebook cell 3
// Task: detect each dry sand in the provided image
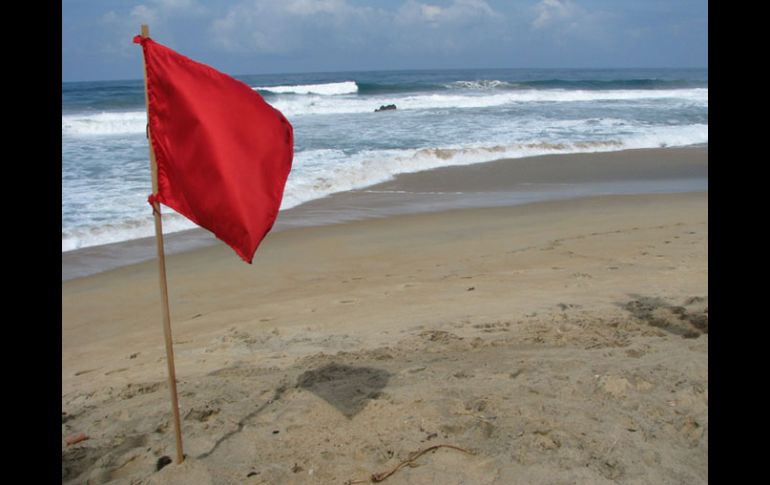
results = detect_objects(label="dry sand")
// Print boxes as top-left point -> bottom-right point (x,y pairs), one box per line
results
62,149 -> 707,484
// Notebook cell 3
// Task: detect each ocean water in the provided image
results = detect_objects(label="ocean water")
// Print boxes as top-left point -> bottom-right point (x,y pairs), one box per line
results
62,68 -> 708,252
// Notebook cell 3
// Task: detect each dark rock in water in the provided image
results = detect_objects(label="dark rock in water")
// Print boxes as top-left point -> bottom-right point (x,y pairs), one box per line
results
375,104 -> 397,112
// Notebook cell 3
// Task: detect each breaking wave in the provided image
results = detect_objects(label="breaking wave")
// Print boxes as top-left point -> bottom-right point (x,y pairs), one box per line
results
255,81 -> 358,95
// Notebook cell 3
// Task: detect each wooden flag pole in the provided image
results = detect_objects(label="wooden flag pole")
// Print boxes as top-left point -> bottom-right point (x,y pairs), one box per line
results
140,24 -> 185,464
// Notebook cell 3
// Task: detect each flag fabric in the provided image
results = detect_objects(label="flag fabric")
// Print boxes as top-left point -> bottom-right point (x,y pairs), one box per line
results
134,35 -> 293,263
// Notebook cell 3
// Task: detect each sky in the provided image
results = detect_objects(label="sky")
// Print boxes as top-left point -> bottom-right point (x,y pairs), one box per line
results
62,0 -> 708,82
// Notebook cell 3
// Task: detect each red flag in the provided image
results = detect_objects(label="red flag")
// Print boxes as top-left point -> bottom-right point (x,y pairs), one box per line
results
134,35 -> 293,263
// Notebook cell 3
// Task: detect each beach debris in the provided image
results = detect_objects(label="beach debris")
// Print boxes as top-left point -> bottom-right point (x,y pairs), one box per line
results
156,455 -> 172,471
344,444 -> 474,484
467,287 -> 475,291
64,432 -> 89,446
292,463 -> 304,473
247,471 -> 259,477
374,104 -> 397,112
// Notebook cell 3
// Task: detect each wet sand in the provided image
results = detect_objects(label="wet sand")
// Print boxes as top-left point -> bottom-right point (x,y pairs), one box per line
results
62,147 -> 707,281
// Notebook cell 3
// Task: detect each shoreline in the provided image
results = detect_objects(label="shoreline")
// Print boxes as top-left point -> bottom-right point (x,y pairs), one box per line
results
62,145 -> 707,281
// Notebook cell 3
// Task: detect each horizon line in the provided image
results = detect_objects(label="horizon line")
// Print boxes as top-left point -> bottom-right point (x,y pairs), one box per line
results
62,65 -> 709,84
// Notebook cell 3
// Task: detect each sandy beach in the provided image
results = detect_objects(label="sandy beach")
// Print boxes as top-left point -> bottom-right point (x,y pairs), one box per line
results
62,148 -> 707,484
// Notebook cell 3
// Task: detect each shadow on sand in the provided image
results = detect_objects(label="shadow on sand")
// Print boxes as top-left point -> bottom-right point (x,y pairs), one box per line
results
297,363 -> 391,418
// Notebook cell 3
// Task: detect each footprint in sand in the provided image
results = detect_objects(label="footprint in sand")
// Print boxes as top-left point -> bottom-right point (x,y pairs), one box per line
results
74,368 -> 99,376
105,368 -> 128,376
571,272 -> 592,279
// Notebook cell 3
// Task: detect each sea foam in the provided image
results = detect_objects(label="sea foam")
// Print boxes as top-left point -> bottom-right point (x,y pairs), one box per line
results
62,88 -> 707,137
62,68 -> 708,254
62,111 -> 146,137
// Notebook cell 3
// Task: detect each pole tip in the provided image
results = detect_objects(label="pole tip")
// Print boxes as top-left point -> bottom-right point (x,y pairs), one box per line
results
141,24 -> 149,38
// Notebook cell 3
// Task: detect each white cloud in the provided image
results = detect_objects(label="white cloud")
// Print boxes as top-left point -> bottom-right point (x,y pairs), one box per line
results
209,0 -> 376,54
146,0 -> 207,15
532,0 -> 580,29
530,0 -> 615,47
284,0 -> 347,16
94,0 -> 208,59
101,11 -> 119,24
154,0 -> 199,9
211,4 -> 300,54
397,0 -> 499,27
421,5 -> 443,22
129,0 -> 206,25
130,5 -> 159,26
206,0 -> 504,62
